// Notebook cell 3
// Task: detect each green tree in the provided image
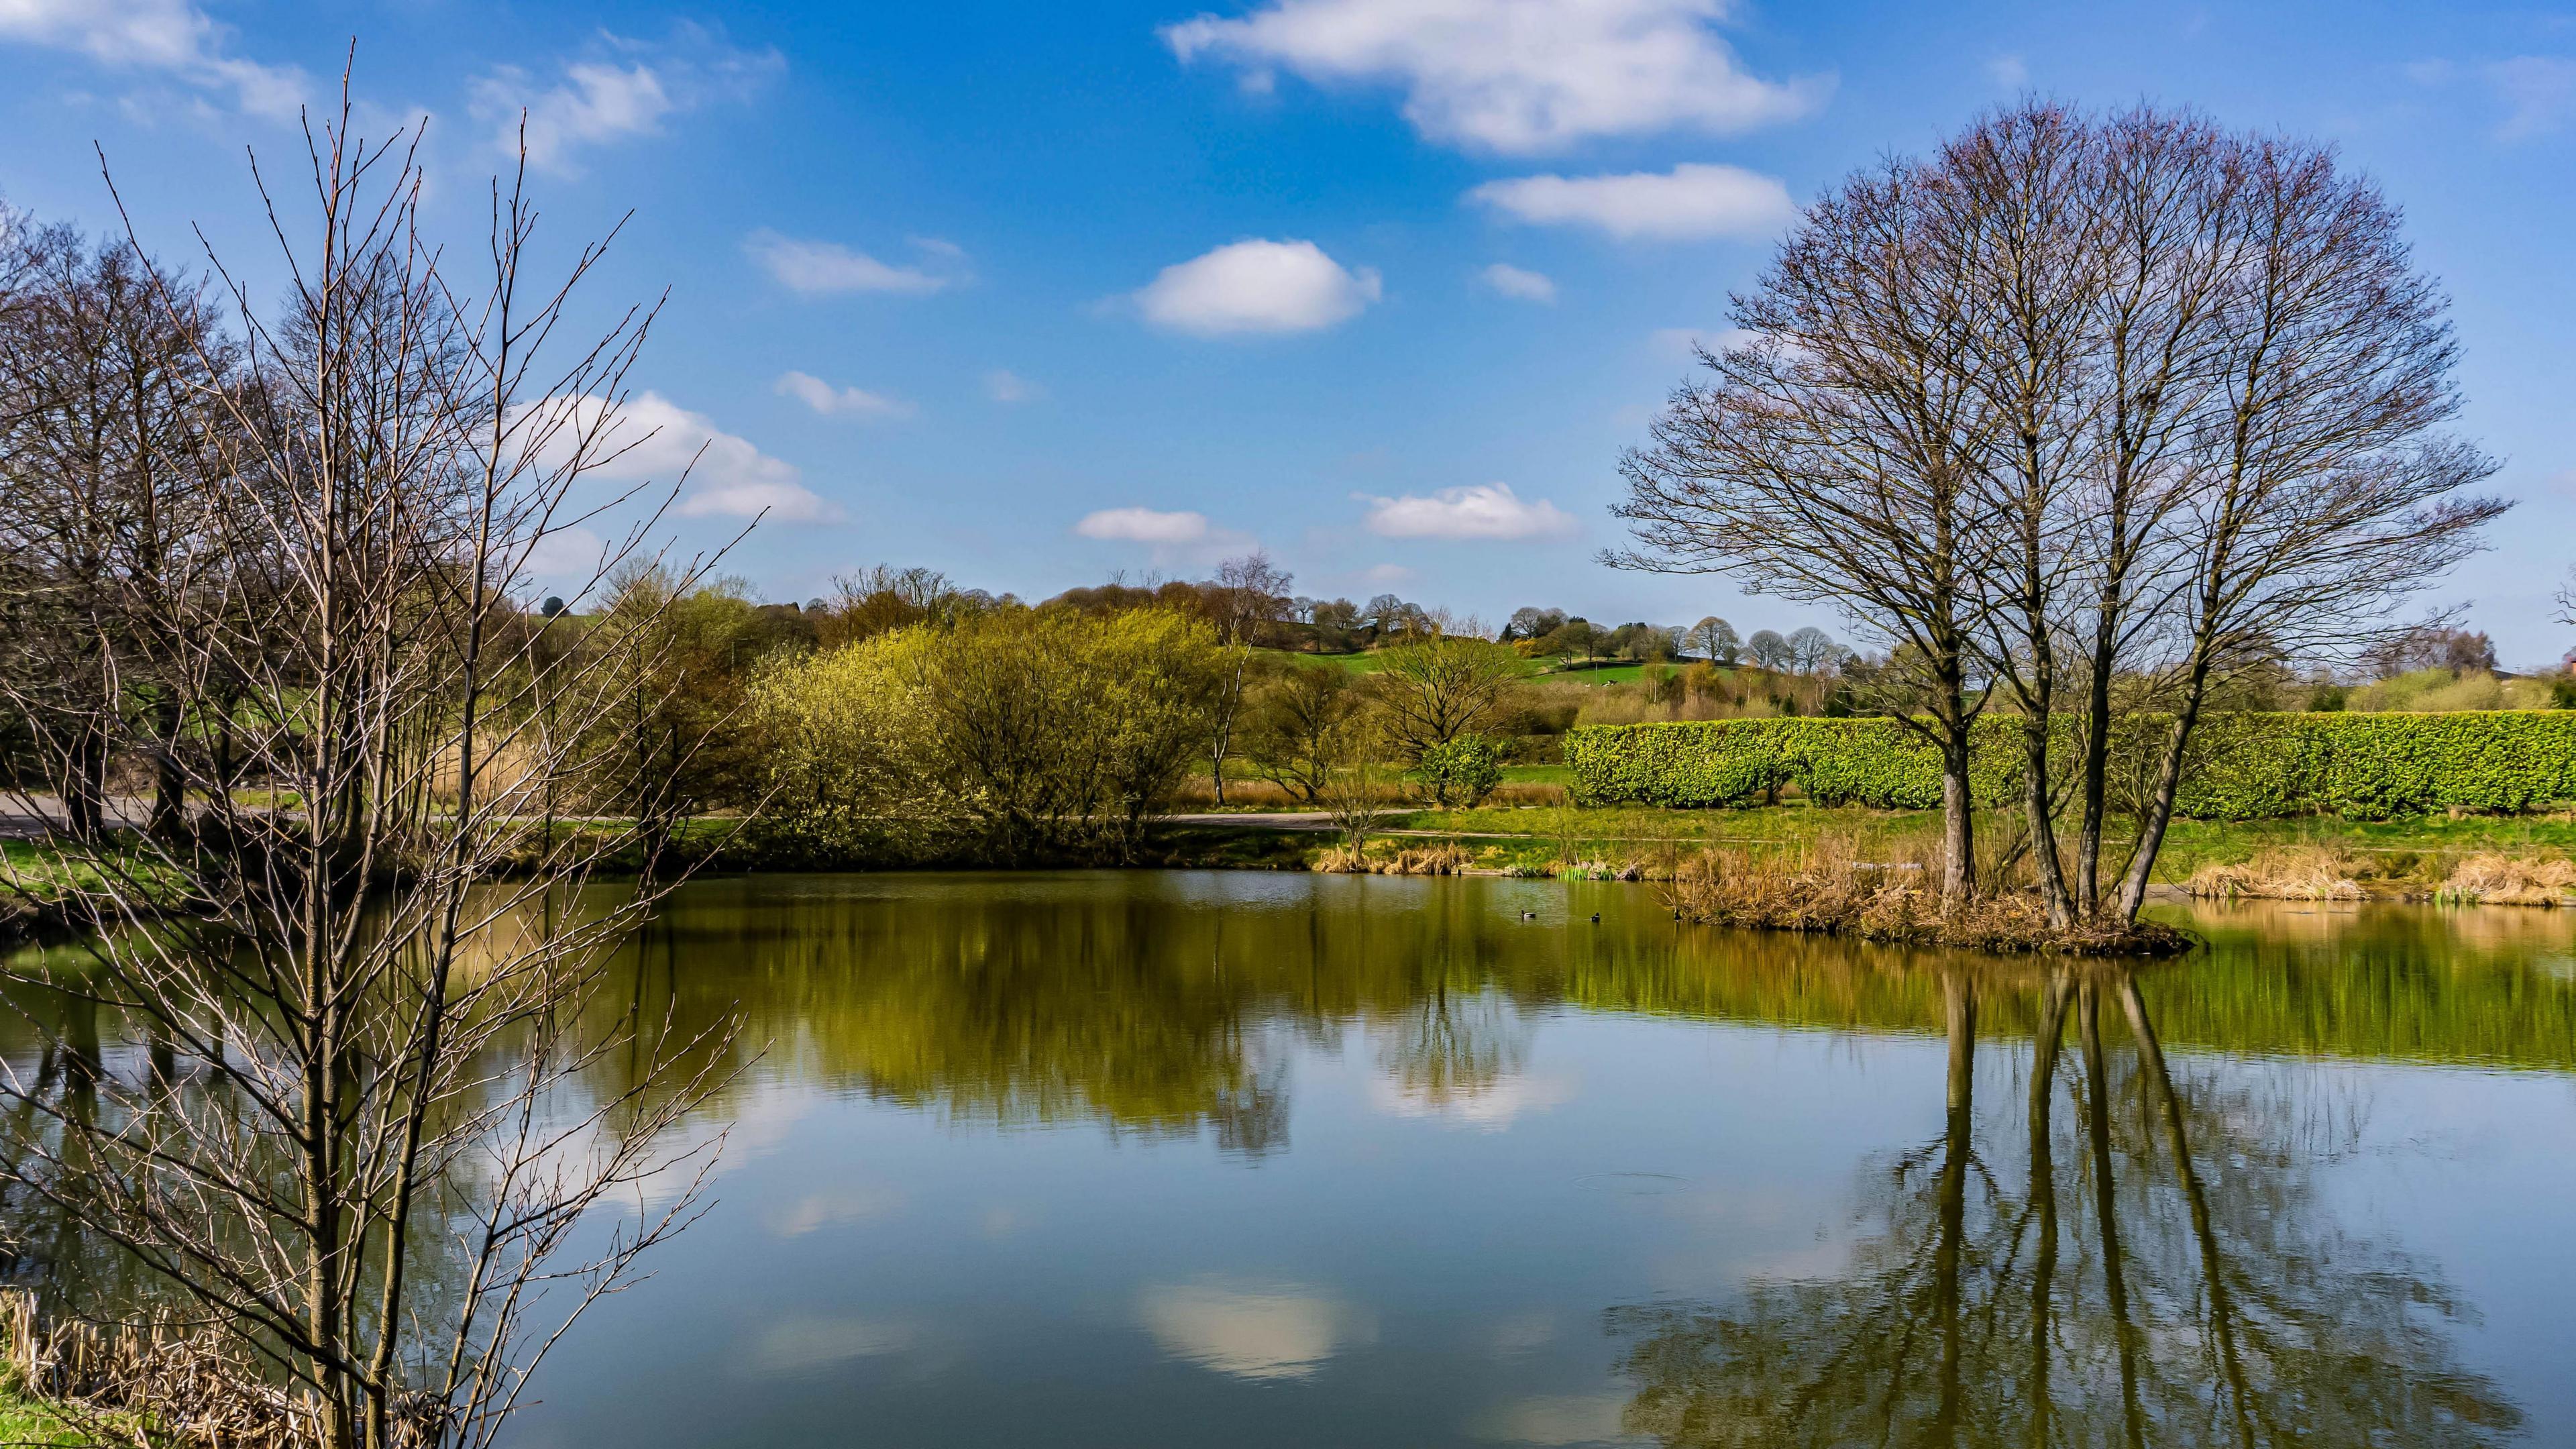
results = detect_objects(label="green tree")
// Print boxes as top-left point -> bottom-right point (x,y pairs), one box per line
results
1368,633 -> 1529,760
1241,661 -> 1364,804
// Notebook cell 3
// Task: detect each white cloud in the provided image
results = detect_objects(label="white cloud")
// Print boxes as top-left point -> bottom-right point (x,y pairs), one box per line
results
1470,163 -> 1795,241
2491,56 -> 2576,139
1133,239 -> 1381,335
764,1187 -> 904,1238
774,370 -> 915,420
1361,482 -> 1574,541
1075,506 -> 1214,545
1650,324 -> 1760,360
1136,1280 -> 1358,1382
1988,54 -> 2029,89
0,0 -> 305,117
1470,1393 -> 1635,1445
985,368 -> 1045,403
745,230 -> 963,297
471,27 -> 782,172
535,390 -> 842,523
1160,0 -> 1827,154
1132,238 -> 1381,335
1369,1071 -> 1577,1130
742,1314 -> 918,1376
1075,505 -> 1257,564
1478,262 -> 1557,303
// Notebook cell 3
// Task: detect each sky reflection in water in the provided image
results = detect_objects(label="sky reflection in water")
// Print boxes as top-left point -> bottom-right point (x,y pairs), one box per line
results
260,873 -> 2576,1447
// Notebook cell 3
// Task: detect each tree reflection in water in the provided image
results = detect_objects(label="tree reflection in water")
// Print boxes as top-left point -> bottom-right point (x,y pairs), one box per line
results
6,876 -> 2555,1442
1603,963 -> 2524,1448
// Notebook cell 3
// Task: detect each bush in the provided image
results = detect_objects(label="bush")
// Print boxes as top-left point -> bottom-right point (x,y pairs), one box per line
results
1411,735 -> 1503,806
752,605 -> 1226,863
1566,710 -> 2576,820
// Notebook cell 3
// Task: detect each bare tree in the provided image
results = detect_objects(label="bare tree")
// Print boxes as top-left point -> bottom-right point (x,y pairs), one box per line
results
1684,615 -> 1739,665
1205,551 -> 1292,806
1785,625 -> 1842,675
1617,101 -> 2504,924
1367,629 -> 1527,761
0,97 -> 741,1449
2104,133 -> 2503,919
1614,148 -> 2008,905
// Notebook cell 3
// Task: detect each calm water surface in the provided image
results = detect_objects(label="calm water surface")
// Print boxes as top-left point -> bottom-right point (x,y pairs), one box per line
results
13,871 -> 2576,1446
489,872 -> 2576,1449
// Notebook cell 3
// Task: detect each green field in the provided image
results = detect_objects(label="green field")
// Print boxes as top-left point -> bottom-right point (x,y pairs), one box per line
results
1317,799 -> 2576,887
1252,647 -> 1677,686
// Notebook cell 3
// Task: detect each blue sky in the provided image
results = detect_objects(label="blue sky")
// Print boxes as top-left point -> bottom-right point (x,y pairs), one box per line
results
5,1 -> 2573,663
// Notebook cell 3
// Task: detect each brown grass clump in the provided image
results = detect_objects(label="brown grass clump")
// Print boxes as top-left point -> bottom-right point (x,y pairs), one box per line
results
1664,836 -> 2188,957
0,1289 -> 447,1446
2184,846 -> 2365,902
2437,853 -> 2576,907
1176,777 -> 1566,811
1310,842 -> 1474,875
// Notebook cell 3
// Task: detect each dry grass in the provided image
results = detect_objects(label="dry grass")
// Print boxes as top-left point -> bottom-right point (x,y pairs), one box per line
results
1175,776 -> 1565,811
2184,845 -> 2367,902
0,1289 -> 447,1446
1664,835 -> 2188,956
1310,841 -> 1474,875
2436,852 -> 2576,907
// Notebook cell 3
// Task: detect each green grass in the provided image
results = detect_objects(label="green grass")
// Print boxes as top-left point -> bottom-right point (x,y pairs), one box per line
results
0,1381 -> 95,1446
1339,800 -> 2576,888
1534,660 -> 1655,685
1255,648 -> 1381,676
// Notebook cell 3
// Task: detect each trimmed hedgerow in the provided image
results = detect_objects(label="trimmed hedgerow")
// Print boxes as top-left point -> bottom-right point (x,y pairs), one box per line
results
1565,710 -> 2576,820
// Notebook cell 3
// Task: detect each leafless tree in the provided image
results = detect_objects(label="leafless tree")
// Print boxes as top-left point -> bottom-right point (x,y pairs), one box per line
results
2102,131 -> 2504,918
1366,629 -> 1527,761
1684,616 -> 1739,665
0,94 -> 743,1449
1204,551 -> 1292,806
1612,152 -> 2007,904
1615,101 -> 2504,926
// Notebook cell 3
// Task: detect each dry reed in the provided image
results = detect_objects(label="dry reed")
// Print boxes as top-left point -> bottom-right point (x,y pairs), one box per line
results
1663,835 -> 2188,956
2184,846 -> 2366,902
1310,842 -> 1474,875
0,1291 -> 447,1447
2436,853 -> 2576,907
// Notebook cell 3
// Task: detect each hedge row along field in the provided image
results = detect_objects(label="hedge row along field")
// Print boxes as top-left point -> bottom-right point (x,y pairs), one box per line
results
1564,711 -> 2576,820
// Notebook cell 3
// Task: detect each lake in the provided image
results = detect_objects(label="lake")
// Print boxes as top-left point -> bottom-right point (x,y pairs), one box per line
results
11,870 -> 2576,1447
506,871 -> 2576,1448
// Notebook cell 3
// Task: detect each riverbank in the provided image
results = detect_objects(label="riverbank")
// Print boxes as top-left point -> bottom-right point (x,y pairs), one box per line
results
0,1384 -> 91,1446
1283,801 -> 2576,898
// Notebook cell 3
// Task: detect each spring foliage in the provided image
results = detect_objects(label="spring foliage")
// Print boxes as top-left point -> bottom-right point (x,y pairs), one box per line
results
751,606 -> 1225,863
1567,712 -> 2576,821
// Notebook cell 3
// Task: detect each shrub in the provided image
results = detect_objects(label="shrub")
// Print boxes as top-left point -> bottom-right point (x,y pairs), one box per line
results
1411,735 -> 1503,806
1567,710 -> 2576,820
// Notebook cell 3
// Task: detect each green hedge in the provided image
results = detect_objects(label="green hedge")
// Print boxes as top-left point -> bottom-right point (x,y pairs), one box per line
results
1564,710 -> 2576,820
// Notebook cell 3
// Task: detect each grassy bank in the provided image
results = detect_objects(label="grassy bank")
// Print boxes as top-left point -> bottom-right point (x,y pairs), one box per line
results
0,1379 -> 94,1446
1179,794 -> 2576,897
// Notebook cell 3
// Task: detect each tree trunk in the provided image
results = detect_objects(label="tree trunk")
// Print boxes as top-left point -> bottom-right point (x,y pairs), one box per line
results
1932,973 -> 1975,1446
2080,983 -> 2147,1449
2027,971 -> 2070,1441
2074,631 -> 2116,915
2112,661 -> 2211,922
2021,718 -> 2074,926
150,690 -> 186,841
1939,733 -> 1977,906
63,716 -> 108,840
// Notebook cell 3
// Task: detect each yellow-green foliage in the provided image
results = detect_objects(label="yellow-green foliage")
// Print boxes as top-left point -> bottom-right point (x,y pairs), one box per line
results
1568,710 -> 2576,820
2346,667 -> 2558,713
753,606 -> 1225,863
